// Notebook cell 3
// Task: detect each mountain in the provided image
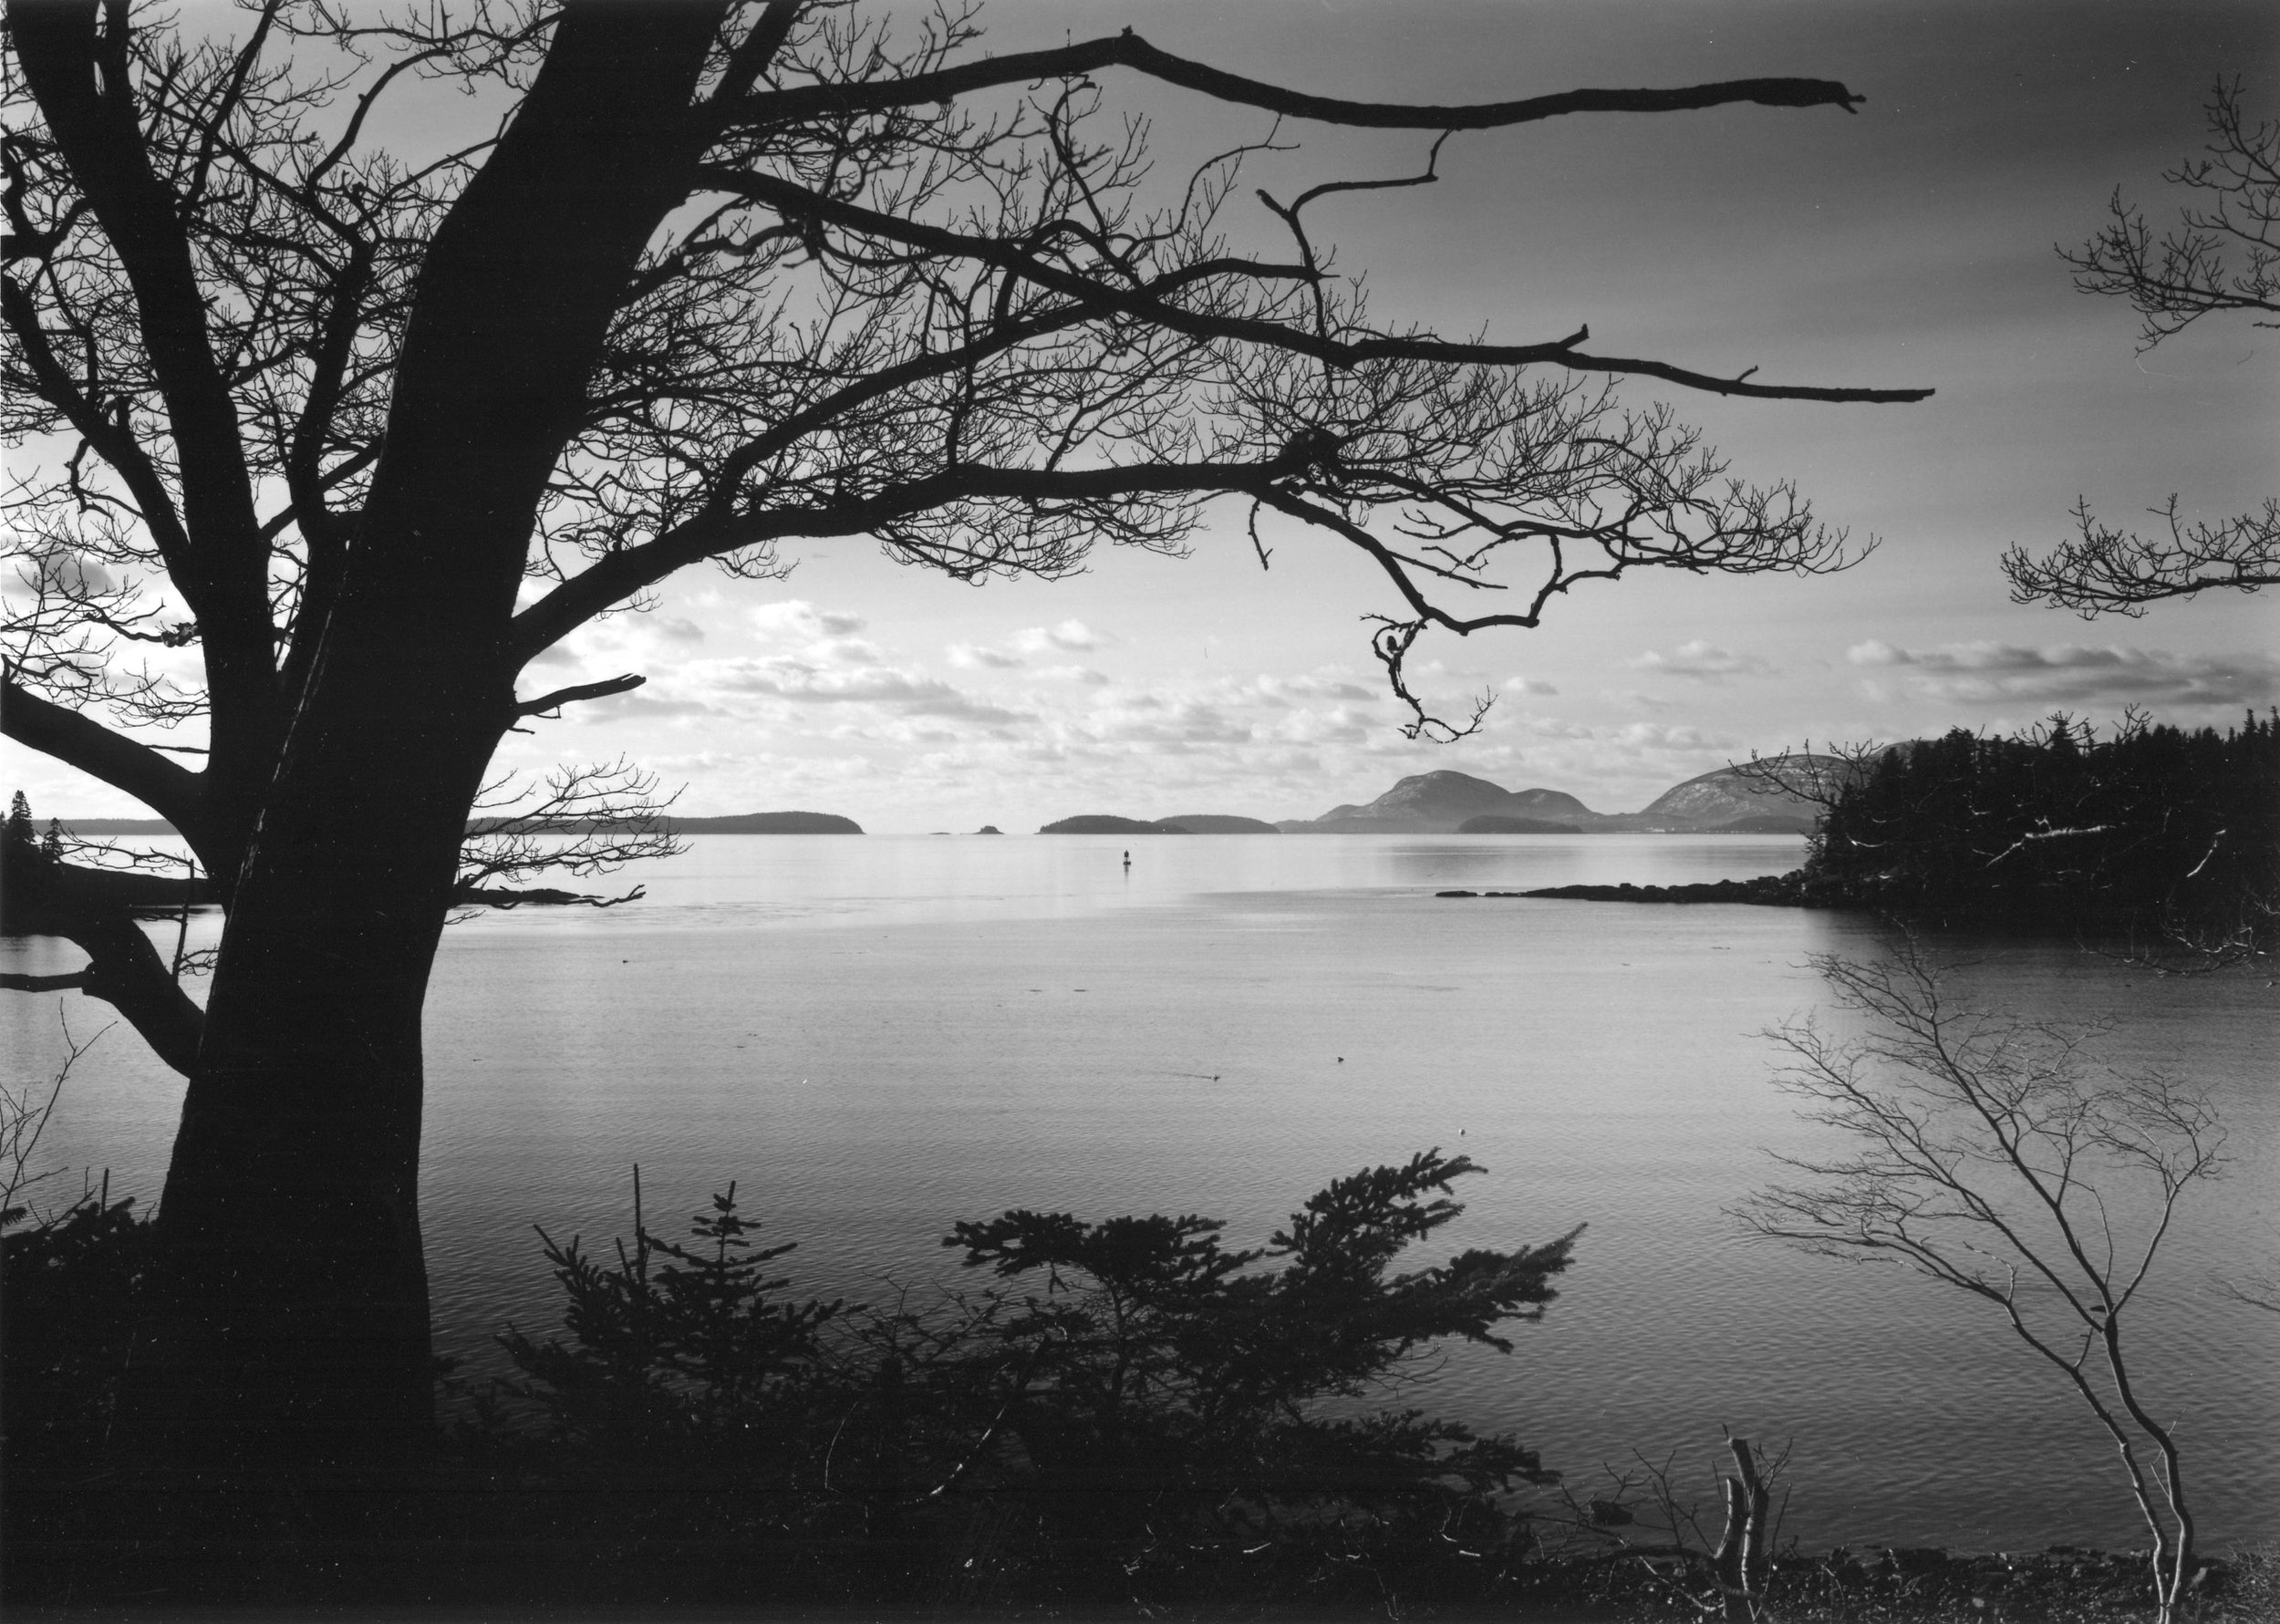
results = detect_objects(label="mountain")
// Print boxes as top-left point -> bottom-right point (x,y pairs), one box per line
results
1632,760 -> 1841,832
1281,760 -> 1840,833
1280,771 -> 1610,833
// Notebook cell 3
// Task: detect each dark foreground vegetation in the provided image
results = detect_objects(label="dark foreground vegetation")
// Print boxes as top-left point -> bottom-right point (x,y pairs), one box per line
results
8,1157 -> 2273,1620
6,1153 -> 1579,1613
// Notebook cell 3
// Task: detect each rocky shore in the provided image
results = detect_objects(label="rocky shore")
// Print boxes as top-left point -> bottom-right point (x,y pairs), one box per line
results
1436,872 -> 1840,907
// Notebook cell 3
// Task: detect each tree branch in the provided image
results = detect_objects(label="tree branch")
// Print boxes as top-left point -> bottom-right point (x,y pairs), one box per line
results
515,452 -> 1303,662
1,663 -> 204,834
696,168 -> 1933,403
8,0 -> 284,786
718,33 -> 1865,133
0,842 -> 204,1078
0,971 -> 91,993
2005,496 -> 2279,615
514,672 -> 646,718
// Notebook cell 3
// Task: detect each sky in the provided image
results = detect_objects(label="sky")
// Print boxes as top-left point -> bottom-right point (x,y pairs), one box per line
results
5,1 -> 2276,831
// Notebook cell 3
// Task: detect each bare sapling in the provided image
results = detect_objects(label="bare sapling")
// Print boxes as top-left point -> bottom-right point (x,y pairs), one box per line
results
1735,940 -> 2225,1622
0,1010 -> 108,1226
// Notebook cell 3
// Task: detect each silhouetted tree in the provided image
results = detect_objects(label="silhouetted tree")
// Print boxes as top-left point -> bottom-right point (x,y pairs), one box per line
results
492,1153 -> 1574,1598
2,0 -> 1925,1461
1736,943 -> 2227,1624
2007,78 -> 2277,612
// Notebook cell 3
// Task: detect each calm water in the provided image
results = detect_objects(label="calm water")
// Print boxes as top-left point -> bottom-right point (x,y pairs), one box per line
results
7,833 -> 2275,1552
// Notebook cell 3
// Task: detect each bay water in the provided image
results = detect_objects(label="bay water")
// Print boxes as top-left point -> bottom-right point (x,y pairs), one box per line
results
7,833 -> 2275,1552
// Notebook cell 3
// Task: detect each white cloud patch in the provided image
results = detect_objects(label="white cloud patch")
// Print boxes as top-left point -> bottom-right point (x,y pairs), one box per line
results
578,693 -> 723,720
948,643 -> 1025,669
1083,699 -> 1251,746
1501,676 -> 1560,697
1035,665 -> 1112,685
808,636 -> 886,667
1247,672 -> 1377,705
1847,640 -> 2279,709
1016,618 -> 1103,652
713,657 -> 1024,724
1632,640 -> 1776,682
751,599 -> 866,639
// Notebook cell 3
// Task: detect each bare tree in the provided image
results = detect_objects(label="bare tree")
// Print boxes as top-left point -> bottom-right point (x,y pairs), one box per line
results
1552,1433 -> 1789,1622
2,0 -> 1927,1461
1735,943 -> 2226,1624
0,1009 -> 108,1226
2007,78 -> 2278,613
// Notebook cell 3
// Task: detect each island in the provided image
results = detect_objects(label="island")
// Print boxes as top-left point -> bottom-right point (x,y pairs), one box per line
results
1038,815 -> 1191,834
661,812 -> 862,834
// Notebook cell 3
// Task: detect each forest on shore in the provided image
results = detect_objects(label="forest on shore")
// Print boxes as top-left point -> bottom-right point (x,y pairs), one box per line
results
1787,712 -> 2278,949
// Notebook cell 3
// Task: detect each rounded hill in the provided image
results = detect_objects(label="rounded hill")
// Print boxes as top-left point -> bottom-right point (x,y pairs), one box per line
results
1038,815 -> 1191,834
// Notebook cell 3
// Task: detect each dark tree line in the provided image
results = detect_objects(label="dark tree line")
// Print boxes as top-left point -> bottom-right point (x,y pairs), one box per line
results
1799,712 -> 2279,946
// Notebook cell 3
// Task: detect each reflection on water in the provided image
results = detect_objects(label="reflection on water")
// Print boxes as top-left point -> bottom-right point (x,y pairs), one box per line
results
5,833 -> 2275,1551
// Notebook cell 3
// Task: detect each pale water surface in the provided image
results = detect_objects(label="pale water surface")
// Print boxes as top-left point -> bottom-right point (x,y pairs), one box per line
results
7,833 -> 2275,1552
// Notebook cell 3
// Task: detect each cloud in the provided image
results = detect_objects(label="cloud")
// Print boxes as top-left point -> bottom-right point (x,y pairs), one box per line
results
1847,640 -> 2280,709
523,608 -> 714,673
1035,665 -> 1112,686
1612,721 -> 1733,751
1632,640 -> 1776,682
713,658 -> 1025,724
577,693 -> 722,720
1084,699 -> 1252,746
1248,672 -> 1377,704
1501,676 -> 1560,697
809,636 -> 887,667
1015,618 -> 1102,653
948,643 -> 1025,669
750,600 -> 865,639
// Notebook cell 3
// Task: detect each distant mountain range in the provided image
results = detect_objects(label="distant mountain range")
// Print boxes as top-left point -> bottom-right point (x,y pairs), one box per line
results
50,762 -> 1835,843
1269,763 -> 1834,835
1041,760 -> 1836,835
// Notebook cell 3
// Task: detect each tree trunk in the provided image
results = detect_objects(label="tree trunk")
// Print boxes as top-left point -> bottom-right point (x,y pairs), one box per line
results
116,0 -> 727,1469
135,648 -> 503,1465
